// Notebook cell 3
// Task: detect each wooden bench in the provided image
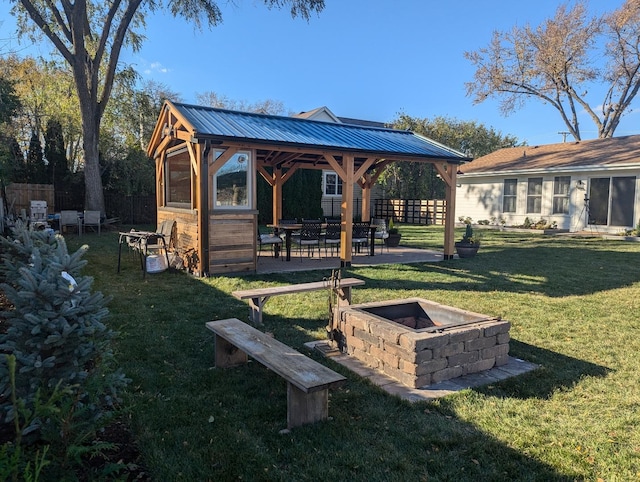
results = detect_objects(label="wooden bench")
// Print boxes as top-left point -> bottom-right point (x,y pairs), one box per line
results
232,277 -> 365,324
206,318 -> 346,429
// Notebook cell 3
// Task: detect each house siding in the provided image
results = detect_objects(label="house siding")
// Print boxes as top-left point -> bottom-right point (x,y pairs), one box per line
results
456,169 -> 640,233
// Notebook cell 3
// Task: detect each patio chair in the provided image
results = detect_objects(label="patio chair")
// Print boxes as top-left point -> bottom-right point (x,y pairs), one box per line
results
83,210 -> 101,235
371,218 -> 390,253
60,210 -> 81,235
323,221 -> 341,257
293,220 -> 321,261
257,230 -> 283,258
144,219 -> 176,254
351,221 -> 370,255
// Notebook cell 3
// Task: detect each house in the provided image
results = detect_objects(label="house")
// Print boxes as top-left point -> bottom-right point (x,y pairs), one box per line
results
293,107 -> 386,218
147,101 -> 468,276
455,135 -> 640,233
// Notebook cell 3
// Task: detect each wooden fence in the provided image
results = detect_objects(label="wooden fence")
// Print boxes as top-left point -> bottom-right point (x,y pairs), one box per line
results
374,199 -> 446,225
5,183 -> 55,217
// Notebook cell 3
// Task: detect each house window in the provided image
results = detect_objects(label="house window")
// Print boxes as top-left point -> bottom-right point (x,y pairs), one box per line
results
324,172 -> 342,196
213,150 -> 252,209
503,179 -> 517,213
165,149 -> 191,207
552,176 -> 570,214
527,177 -> 543,213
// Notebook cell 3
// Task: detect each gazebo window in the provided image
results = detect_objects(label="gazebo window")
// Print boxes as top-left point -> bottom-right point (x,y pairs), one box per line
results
213,150 -> 252,208
165,148 -> 191,208
553,176 -> 570,214
503,179 -> 517,213
527,177 -> 543,213
324,171 -> 343,196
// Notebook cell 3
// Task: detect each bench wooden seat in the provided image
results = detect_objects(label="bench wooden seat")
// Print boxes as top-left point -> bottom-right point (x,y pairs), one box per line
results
206,318 -> 346,429
232,277 -> 365,324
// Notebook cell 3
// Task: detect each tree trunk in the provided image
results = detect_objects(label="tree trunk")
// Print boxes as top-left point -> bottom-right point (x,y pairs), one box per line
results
79,99 -> 105,215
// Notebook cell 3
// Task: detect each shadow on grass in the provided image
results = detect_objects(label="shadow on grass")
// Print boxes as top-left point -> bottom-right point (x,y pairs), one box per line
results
476,340 -> 611,400
348,243 -> 640,298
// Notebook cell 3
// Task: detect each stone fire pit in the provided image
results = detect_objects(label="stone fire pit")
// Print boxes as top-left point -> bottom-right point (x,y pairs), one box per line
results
335,298 -> 510,388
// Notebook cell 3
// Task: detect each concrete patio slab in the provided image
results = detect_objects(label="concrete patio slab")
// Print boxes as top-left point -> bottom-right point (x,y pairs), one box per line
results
257,245 -> 446,274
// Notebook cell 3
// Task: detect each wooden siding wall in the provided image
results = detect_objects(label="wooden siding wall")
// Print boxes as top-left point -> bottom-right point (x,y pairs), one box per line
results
209,213 -> 256,274
157,208 -> 199,271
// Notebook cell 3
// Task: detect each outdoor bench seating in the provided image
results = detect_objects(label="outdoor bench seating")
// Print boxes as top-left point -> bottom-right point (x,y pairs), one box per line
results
206,318 -> 346,429
232,277 -> 365,324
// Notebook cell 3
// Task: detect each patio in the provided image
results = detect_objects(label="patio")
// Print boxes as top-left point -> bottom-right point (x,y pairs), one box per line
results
256,245 -> 445,274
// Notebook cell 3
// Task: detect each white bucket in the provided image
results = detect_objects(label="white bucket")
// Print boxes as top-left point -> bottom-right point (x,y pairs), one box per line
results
146,254 -> 168,274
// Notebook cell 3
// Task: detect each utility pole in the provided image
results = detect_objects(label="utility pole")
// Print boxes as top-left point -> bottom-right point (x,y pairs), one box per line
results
558,131 -> 570,143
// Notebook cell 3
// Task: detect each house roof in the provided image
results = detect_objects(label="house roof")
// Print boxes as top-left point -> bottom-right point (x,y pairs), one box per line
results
460,135 -> 640,176
163,102 -> 468,163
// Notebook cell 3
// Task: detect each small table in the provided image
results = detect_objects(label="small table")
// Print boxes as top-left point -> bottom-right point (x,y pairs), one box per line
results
117,231 -> 170,278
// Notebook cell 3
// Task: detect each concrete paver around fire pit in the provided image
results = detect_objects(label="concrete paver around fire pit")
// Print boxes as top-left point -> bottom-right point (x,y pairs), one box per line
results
305,340 -> 538,402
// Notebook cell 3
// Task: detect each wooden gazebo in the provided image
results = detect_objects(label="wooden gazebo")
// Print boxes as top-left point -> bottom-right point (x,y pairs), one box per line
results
147,101 -> 469,276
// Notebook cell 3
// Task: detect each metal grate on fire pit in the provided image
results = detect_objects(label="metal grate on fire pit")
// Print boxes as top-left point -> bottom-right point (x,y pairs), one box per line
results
359,300 -> 499,332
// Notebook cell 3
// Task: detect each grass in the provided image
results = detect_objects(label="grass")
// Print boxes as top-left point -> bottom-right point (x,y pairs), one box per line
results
68,225 -> 640,481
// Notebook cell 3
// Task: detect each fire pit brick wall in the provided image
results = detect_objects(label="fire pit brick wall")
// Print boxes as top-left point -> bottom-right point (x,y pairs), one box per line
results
339,312 -> 510,388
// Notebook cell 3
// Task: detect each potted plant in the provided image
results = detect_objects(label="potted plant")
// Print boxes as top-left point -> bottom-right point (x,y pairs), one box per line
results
454,223 -> 480,258
385,219 -> 402,247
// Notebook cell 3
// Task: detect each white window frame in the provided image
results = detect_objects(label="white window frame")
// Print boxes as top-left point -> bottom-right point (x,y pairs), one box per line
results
323,171 -> 343,197
165,147 -> 192,208
552,176 -> 571,214
213,149 -> 253,210
527,177 -> 543,214
503,179 -> 517,213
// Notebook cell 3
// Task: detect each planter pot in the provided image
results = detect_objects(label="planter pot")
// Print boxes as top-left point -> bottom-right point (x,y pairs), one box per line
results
385,233 -> 402,247
455,242 -> 480,258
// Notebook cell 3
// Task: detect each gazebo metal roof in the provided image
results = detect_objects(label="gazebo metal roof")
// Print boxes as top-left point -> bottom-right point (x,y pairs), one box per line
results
169,102 -> 469,162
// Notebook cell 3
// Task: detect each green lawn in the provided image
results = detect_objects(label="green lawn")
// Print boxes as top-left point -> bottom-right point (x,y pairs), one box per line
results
69,226 -> 640,481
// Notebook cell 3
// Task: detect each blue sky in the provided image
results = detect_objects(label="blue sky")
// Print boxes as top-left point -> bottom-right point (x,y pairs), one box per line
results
1,0 -> 636,146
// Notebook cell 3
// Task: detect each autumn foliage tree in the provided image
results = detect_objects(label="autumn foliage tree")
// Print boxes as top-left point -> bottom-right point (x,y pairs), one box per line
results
465,0 -> 640,140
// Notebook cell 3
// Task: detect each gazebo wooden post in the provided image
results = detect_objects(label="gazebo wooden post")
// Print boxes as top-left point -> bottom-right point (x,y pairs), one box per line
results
340,155 -> 355,267
361,174 -> 371,222
435,162 -> 457,260
273,168 -> 283,224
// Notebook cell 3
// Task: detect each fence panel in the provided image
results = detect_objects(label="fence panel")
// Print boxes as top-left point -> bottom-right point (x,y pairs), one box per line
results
5,183 -> 55,216
374,199 -> 446,225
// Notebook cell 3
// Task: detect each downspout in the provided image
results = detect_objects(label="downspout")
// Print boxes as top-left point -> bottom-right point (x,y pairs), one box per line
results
201,140 -> 211,276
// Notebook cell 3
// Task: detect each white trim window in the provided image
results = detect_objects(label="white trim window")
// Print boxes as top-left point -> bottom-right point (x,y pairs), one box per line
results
527,177 -> 543,214
552,176 -> 570,214
165,148 -> 191,208
324,171 -> 342,196
213,150 -> 252,209
503,179 -> 517,213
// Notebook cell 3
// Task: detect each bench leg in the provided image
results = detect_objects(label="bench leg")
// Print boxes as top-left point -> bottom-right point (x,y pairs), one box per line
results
287,384 -> 328,429
215,335 -> 248,368
248,296 -> 270,324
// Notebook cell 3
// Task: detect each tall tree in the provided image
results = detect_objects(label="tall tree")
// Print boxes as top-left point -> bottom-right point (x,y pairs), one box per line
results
379,114 -> 519,199
465,0 -> 640,140
0,77 -> 21,125
9,0 -> 325,214
44,119 -> 68,194
25,130 -> 47,183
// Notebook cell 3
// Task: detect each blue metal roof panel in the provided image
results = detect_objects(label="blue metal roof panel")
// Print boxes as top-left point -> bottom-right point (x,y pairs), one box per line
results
174,103 -> 467,160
